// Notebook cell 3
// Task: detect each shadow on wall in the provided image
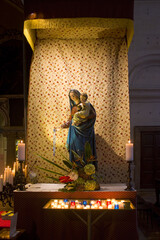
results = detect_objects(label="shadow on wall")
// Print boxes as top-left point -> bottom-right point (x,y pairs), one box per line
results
27,143 -> 69,183
95,134 -> 127,184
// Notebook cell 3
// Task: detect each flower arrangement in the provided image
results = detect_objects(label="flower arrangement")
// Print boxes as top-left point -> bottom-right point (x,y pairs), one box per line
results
37,142 -> 100,192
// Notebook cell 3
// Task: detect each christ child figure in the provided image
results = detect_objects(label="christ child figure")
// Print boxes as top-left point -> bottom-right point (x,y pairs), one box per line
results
72,93 -> 91,126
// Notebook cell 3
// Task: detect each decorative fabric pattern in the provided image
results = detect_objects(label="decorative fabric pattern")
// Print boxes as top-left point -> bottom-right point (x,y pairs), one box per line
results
27,35 -> 130,183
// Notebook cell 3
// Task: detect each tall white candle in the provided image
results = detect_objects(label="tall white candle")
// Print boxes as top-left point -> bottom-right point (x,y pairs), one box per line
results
13,162 -> 16,173
3,169 -> 7,186
0,175 -> 3,192
12,169 -> 15,178
16,160 -> 19,171
18,142 -> 25,161
126,140 -> 133,161
6,166 -> 10,182
24,165 -> 28,178
9,168 -> 12,183
9,172 -> 13,185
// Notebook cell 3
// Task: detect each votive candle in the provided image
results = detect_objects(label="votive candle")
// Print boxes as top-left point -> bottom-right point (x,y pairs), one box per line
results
86,205 -> 90,209
108,204 -> 113,209
106,199 -> 111,206
99,206 -> 103,209
76,204 -> 82,209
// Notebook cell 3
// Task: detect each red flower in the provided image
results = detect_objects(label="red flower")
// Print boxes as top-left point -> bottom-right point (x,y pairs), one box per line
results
59,176 -> 73,183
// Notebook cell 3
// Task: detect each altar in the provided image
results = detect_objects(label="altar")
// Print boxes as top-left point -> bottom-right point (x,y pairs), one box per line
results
14,183 -> 139,240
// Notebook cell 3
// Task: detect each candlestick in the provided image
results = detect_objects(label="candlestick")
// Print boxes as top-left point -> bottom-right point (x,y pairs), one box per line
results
125,160 -> 135,191
14,152 -> 26,190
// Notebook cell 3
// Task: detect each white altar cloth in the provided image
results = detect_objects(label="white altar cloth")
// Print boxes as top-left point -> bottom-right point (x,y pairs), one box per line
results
25,183 -> 127,192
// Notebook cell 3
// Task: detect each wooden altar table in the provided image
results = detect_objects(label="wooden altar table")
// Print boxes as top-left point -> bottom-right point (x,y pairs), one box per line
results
14,184 -> 139,240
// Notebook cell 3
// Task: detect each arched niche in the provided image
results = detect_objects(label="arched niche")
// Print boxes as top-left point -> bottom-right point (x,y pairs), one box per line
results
129,54 -> 160,90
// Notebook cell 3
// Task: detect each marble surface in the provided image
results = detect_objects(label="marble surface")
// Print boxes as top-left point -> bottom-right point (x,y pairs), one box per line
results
25,183 -> 128,192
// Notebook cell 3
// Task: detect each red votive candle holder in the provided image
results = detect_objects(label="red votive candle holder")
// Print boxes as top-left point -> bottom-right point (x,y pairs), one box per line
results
70,201 -> 75,208
96,200 -> 101,206
106,200 -> 111,207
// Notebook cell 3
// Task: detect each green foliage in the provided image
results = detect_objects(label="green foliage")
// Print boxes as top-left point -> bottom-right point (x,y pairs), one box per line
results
85,142 -> 92,161
63,160 -> 72,169
84,180 -> 97,191
37,166 -> 64,176
71,150 -> 85,166
46,176 -> 59,182
37,142 -> 100,192
37,154 -> 68,172
84,164 -> 95,175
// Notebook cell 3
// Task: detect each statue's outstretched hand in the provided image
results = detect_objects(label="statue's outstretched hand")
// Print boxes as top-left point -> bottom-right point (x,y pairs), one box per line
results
61,120 -> 71,128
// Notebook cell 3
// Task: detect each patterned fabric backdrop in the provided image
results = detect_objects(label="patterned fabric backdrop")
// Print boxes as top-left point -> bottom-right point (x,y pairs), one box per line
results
27,33 -> 130,183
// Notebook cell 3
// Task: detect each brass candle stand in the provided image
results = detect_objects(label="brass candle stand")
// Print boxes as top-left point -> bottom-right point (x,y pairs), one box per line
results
125,160 -> 135,191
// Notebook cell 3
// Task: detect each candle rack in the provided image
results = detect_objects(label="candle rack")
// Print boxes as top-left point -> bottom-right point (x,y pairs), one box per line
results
125,160 -> 135,191
44,198 -> 135,240
0,163 -> 26,207
0,183 -> 14,207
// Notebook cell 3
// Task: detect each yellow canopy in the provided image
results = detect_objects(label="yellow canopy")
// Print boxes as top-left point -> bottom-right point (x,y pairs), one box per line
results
24,18 -> 134,51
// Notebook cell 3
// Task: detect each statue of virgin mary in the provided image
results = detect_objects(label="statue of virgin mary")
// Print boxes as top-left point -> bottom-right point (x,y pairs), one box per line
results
61,89 -> 97,168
